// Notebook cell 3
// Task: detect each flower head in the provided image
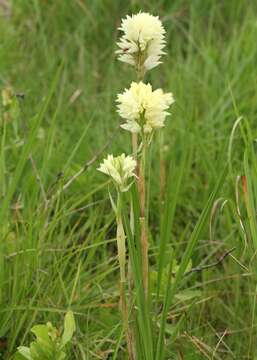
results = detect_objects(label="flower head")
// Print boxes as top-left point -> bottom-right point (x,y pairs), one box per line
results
116,12 -> 166,72
117,82 -> 174,134
98,153 -> 136,192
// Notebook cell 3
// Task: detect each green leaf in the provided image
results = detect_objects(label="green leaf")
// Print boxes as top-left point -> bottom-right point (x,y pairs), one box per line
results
15,347 -> 32,360
31,325 -> 55,355
14,354 -> 28,360
31,325 -> 50,343
123,186 -> 154,360
30,342 -> 48,360
61,311 -> 76,348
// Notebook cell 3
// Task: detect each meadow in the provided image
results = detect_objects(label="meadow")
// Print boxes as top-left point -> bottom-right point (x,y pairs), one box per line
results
1,0 -> 257,359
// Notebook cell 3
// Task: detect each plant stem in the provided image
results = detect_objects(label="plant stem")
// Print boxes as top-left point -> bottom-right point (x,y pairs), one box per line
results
138,139 -> 148,298
132,133 -> 138,158
159,131 -> 166,213
127,60 -> 146,359
135,63 -> 149,299
132,59 -> 145,159
116,193 -> 135,360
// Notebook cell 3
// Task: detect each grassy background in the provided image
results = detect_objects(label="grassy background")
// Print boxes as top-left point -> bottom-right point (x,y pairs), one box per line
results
1,0 -> 257,358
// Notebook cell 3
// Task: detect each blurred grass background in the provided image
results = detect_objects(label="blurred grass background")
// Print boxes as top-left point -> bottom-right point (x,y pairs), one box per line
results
0,0 -> 257,358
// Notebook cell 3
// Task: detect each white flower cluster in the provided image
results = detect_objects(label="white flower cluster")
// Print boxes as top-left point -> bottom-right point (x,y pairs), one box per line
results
116,12 -> 166,72
98,154 -> 136,192
117,82 -> 174,134
99,12 -> 174,193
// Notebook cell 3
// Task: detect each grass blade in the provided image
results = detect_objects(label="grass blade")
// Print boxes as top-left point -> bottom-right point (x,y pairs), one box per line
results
156,166 -> 227,360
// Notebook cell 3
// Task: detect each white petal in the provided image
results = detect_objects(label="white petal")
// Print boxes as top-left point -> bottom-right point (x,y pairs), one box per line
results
120,121 -> 141,133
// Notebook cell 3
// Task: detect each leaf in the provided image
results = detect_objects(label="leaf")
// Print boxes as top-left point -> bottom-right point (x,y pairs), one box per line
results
15,347 -> 32,360
14,311 -> 71,359
14,354 -> 28,360
61,311 -> 76,348
30,342 -> 48,360
108,190 -> 117,214
31,325 -> 55,354
31,325 -> 49,343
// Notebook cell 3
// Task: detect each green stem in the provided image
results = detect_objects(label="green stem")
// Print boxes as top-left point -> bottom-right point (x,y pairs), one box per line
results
0,117 -> 7,196
127,53 -> 146,360
138,137 -> 148,298
116,192 -> 134,360
0,117 -> 7,305
159,131 -> 165,213
116,193 -> 126,283
132,55 -> 145,158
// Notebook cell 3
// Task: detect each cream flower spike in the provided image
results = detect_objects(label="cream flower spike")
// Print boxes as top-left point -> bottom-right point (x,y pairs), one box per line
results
116,12 -> 166,72
117,81 -> 174,134
98,154 -> 137,192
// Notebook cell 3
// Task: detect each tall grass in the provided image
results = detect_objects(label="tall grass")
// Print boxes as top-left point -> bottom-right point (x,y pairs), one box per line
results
0,0 -> 257,358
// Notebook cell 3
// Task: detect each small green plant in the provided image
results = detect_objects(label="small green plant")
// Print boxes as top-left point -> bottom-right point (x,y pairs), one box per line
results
14,311 -> 75,360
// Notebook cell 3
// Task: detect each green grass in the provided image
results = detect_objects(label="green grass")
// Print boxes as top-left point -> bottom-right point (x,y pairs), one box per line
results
1,0 -> 257,358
